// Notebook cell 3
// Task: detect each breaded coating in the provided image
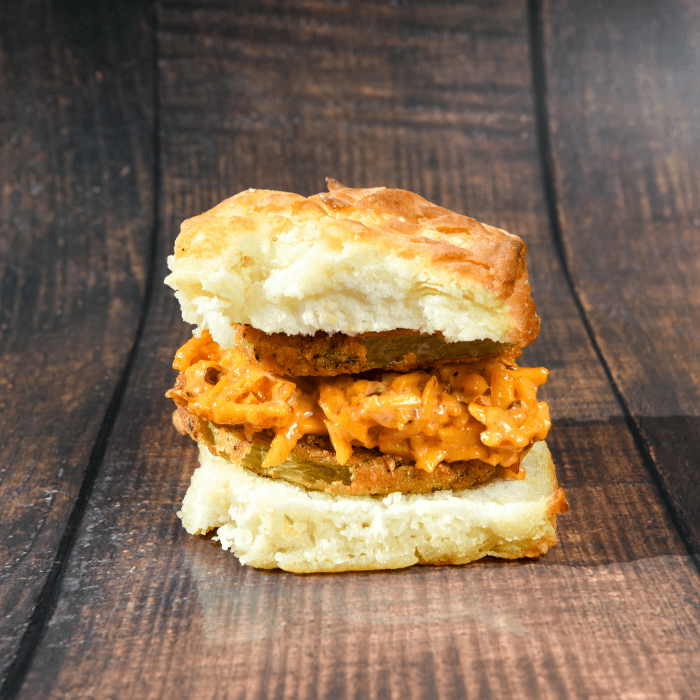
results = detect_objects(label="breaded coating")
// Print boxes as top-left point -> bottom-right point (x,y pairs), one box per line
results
239,325 -> 520,377
173,406 -> 501,496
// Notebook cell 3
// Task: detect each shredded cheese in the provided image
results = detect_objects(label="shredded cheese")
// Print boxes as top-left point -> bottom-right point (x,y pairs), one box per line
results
171,331 -> 551,476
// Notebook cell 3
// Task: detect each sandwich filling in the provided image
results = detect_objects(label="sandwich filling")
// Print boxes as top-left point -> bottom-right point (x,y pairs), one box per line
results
168,330 -> 551,491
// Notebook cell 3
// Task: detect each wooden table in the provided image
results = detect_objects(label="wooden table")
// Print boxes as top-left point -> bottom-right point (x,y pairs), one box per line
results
2,1 -> 699,697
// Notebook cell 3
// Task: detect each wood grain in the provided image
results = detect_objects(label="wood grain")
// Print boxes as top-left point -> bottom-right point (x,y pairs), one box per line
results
542,0 -> 700,552
0,0 -> 154,687
8,1 -> 700,698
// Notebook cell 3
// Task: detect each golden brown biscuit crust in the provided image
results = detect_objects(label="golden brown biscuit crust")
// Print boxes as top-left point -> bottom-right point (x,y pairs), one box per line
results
169,182 -> 539,347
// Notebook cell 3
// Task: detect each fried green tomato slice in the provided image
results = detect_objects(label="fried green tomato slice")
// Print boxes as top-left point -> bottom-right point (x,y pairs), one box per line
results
238,325 -> 518,377
173,406 -> 500,496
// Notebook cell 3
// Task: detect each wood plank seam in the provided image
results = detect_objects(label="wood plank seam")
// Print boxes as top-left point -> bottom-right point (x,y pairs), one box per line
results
0,5 -> 161,698
526,0 -> 700,568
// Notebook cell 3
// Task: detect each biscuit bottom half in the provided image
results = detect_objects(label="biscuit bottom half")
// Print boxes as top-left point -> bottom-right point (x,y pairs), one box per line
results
178,441 -> 567,573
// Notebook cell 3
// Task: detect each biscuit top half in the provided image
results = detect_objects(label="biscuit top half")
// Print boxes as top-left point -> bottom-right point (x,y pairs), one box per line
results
165,181 -> 540,349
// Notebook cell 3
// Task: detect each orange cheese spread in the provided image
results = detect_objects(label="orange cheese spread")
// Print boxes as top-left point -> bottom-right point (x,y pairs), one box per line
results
171,331 -> 551,477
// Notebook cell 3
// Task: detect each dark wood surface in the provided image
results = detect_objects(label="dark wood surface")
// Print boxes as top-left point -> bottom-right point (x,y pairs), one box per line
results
543,0 -> 700,554
1,1 -> 699,698
0,0 -> 155,688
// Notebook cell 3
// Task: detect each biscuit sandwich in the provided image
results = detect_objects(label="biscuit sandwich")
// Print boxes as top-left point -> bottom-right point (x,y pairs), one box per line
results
165,180 -> 568,573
